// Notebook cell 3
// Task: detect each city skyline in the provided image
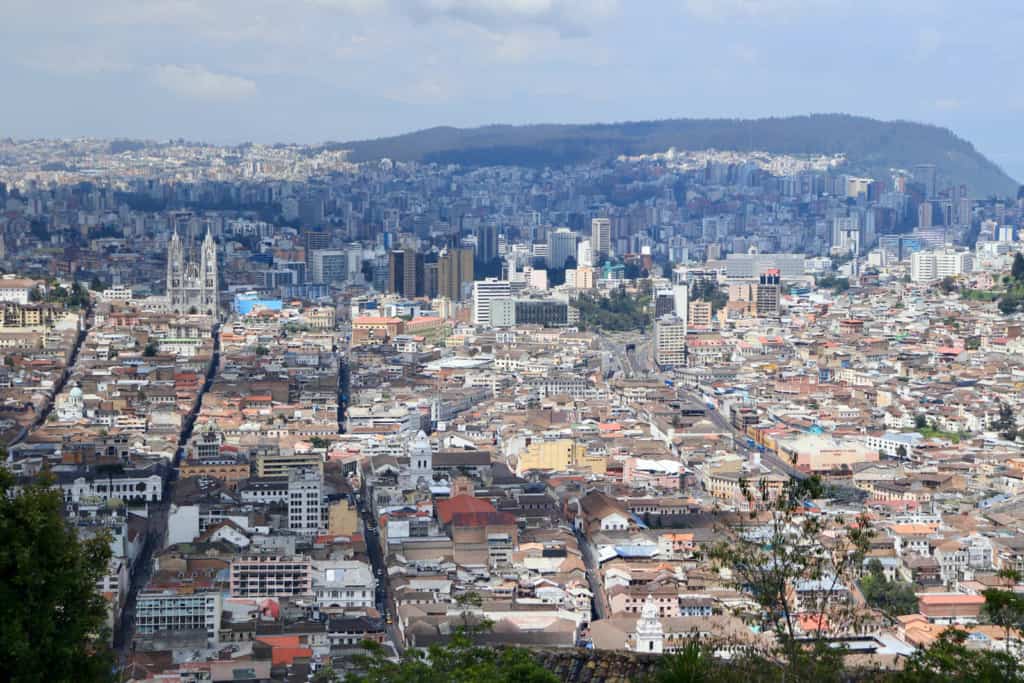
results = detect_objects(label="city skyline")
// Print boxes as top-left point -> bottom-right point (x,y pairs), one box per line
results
3,1 -> 1023,180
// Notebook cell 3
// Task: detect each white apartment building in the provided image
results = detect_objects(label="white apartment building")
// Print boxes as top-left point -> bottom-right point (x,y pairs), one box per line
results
472,278 -> 512,326
546,227 -> 577,268
230,555 -> 313,597
910,248 -> 974,283
135,590 -> 222,643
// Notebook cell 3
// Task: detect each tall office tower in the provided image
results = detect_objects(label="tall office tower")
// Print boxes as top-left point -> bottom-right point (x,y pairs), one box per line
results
755,269 -> 781,317
577,239 -> 593,268
309,249 -> 349,285
959,197 -> 972,226
167,228 -> 219,315
913,164 -> 937,198
918,202 -> 933,229
475,224 -> 499,262
673,283 -> 689,321
591,218 -> 611,263
299,196 -> 325,227
437,247 -> 475,301
546,227 -> 577,269
472,278 -> 512,326
387,248 -> 424,297
287,469 -> 324,537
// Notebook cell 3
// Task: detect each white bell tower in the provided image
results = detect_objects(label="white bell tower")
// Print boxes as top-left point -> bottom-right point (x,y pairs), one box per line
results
634,595 -> 664,654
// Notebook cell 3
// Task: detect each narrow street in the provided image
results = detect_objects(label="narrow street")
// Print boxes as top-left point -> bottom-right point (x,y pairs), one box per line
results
114,323 -> 221,658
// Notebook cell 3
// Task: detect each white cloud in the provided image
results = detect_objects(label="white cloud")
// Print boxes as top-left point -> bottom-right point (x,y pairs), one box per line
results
934,98 -> 961,111
153,64 -> 257,101
405,0 -> 617,36
683,0 -> 835,21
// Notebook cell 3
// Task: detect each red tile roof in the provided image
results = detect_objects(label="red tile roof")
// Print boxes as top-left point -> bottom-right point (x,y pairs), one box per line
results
436,494 -> 496,524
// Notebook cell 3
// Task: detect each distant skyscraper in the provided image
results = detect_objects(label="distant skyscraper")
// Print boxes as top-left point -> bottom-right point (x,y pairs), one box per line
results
591,218 -> 611,262
475,224 -> 499,262
387,248 -> 424,298
577,239 -> 593,268
918,201 -> 933,229
913,164 -> 937,198
437,247 -> 474,301
546,227 -> 577,269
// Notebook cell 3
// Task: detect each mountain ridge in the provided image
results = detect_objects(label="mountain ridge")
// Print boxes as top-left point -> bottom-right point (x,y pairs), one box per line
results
331,114 -> 1018,198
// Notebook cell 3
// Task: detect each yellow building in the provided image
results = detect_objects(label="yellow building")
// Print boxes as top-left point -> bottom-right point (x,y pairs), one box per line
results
516,438 -> 606,476
328,499 -> 360,536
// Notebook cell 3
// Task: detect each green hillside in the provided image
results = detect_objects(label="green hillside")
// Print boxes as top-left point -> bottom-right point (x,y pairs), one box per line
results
333,114 -> 1018,198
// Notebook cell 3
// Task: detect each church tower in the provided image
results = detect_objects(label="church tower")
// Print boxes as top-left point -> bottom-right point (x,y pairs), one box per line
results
634,596 -> 665,654
167,228 -> 185,309
200,228 -> 219,314
408,430 -> 433,487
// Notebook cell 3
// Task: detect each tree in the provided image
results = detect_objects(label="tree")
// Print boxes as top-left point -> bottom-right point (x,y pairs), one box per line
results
345,629 -> 557,683
860,559 -> 918,618
1012,253 -> 1024,281
897,628 -> 1023,682
937,276 -> 957,294
895,444 -> 908,460
709,475 -> 873,675
913,414 -> 928,430
994,402 -> 1018,441
143,341 -> 159,357
309,437 -> 330,450
0,469 -> 115,681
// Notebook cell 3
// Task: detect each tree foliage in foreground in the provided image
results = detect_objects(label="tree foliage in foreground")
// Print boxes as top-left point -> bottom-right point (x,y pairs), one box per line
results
0,469 -> 115,682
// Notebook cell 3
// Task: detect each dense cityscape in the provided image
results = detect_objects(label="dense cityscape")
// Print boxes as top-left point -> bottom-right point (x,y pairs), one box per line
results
4,130 -> 1024,680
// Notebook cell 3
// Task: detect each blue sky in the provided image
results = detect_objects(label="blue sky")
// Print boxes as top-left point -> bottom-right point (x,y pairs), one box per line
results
3,0 -> 1022,180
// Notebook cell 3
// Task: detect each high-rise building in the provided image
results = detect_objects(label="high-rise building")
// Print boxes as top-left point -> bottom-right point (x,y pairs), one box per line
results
755,269 -> 781,317
475,224 -> 499,262
591,218 -> 611,262
388,249 -> 424,297
472,278 -> 512,326
167,228 -> 219,315
655,315 -> 687,367
437,247 -> 475,301
288,469 -> 324,537
913,164 -> 937,198
918,201 -> 933,229
309,249 -> 349,285
577,239 -> 593,268
546,227 -> 577,269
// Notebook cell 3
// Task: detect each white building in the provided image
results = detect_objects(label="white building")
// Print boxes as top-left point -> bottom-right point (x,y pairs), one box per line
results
0,277 -> 36,304
591,218 -> 611,262
546,227 -> 577,269
472,278 -> 512,326
910,248 -> 974,283
288,468 -> 324,537
655,315 -> 688,367
313,560 -> 375,610
135,590 -> 222,644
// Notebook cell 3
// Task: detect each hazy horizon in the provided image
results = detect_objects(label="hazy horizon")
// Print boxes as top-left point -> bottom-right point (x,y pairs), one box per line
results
4,1 -> 1024,180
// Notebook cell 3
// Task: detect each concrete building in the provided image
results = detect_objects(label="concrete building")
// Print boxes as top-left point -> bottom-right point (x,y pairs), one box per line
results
655,315 -> 687,367
591,218 -> 611,262
910,248 -> 974,283
472,278 -> 512,326
546,227 -> 577,269
135,590 -> 222,644
229,555 -> 313,597
288,468 -> 324,537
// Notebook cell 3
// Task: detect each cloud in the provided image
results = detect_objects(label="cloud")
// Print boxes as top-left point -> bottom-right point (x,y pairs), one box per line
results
934,98 -> 961,111
153,64 -> 257,101
404,0 -> 617,36
683,0 -> 835,21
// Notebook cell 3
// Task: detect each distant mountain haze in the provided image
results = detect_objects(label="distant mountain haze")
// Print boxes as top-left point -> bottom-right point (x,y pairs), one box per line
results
330,114 -> 1018,199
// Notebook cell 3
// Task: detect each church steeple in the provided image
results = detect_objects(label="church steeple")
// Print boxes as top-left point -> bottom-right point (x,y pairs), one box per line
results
634,595 -> 664,653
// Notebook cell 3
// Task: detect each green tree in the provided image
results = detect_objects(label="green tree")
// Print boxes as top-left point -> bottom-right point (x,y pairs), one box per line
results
859,559 -> 918,618
994,402 -> 1018,441
345,632 -> 557,683
309,436 -> 330,450
709,476 -> 873,675
896,628 -> 1023,682
895,445 -> 908,460
1012,253 -> 1024,281
913,414 -> 928,430
0,469 -> 115,682
143,341 -> 159,357
937,276 -> 957,294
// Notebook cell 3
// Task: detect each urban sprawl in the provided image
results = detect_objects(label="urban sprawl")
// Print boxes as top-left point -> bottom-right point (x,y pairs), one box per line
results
3,137 -> 1024,678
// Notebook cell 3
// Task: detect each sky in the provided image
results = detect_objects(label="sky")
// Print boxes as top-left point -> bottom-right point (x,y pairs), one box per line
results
3,0 -> 1023,180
